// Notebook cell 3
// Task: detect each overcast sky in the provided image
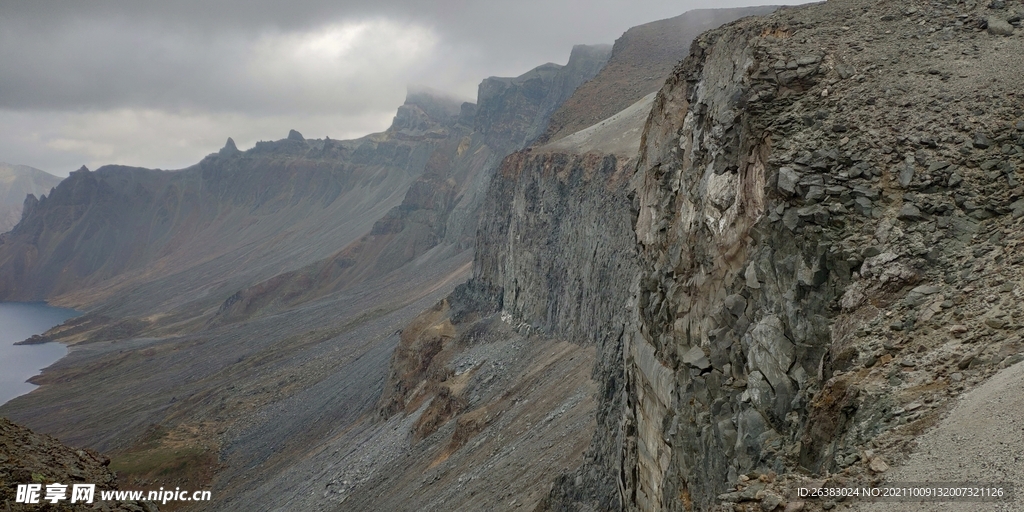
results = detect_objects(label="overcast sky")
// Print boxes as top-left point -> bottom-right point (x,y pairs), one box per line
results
0,0 -> 804,176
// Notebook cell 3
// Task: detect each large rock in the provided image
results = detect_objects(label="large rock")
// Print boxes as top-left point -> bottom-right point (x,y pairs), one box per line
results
745,316 -> 795,391
618,0 -> 1024,508
777,167 -> 800,196
987,17 -> 1015,35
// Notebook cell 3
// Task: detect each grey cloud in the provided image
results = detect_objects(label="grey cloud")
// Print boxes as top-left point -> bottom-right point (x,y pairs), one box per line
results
1,0 -> 808,174
3,0 -> 807,112
1,16 -> 434,114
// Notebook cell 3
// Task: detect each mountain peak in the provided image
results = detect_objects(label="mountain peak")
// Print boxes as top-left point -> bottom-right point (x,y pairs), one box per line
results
0,162 -> 63,233
219,137 -> 240,156
386,90 -> 464,137
402,89 -> 464,120
567,43 -> 613,64
287,129 -> 304,141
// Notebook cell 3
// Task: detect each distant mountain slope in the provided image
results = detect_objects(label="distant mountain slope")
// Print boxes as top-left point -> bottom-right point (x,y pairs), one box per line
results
0,163 -> 62,234
0,95 -> 463,309
0,45 -> 611,324
541,6 -> 780,144
211,44 -> 612,323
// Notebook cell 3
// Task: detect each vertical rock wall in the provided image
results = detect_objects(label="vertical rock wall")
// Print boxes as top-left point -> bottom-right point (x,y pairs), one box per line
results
383,1 -> 1024,510
471,148 -> 639,511
625,15 -> 841,512
621,0 -> 1024,508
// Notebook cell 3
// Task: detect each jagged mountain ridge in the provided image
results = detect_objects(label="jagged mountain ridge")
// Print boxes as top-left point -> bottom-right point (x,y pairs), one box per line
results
0,163 -> 62,234
0,96 -> 464,313
211,44 -> 612,323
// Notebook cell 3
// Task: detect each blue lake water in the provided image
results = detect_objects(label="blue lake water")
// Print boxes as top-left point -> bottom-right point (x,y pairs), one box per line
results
0,302 -> 79,406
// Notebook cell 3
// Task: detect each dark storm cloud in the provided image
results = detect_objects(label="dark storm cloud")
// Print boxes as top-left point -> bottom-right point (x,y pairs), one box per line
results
0,0 -> 806,173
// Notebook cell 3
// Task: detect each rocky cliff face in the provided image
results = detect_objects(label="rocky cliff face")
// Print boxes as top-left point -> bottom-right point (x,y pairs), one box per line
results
620,0 -> 1024,510
475,44 -> 611,151
0,418 -> 155,511
360,7 -> 810,510
434,1 -> 1024,511
470,144 -> 642,512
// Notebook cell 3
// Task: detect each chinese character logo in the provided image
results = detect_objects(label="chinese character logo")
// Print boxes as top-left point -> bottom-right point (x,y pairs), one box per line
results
44,483 -> 68,504
15,484 -> 41,504
71,483 -> 96,503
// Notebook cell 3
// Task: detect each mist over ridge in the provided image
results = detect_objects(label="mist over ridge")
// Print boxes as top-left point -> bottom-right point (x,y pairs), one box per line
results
0,0 -> 809,174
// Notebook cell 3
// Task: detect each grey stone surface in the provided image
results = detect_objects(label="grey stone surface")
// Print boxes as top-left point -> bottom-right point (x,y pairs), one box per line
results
683,345 -> 712,370
897,203 -> 924,221
987,16 -> 1015,35
778,166 -> 800,196
615,0 -> 1024,509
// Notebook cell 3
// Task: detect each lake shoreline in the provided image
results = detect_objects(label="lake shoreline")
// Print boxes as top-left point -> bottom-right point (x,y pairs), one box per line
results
13,334 -> 53,345
0,302 -> 80,406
